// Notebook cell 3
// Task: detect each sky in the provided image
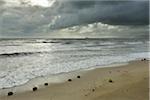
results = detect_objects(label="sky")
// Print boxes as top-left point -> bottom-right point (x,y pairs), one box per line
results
0,0 -> 149,38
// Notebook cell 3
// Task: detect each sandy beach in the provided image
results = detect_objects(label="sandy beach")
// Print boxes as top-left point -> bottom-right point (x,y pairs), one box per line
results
0,60 -> 149,100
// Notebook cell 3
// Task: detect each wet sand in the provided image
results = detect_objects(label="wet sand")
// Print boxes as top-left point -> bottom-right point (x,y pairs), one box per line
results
0,60 -> 149,100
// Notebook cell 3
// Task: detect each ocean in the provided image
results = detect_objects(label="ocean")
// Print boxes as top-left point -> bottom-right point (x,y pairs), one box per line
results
0,38 -> 149,89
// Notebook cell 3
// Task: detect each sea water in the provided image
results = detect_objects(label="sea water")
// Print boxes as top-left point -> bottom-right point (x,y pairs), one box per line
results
0,38 -> 149,89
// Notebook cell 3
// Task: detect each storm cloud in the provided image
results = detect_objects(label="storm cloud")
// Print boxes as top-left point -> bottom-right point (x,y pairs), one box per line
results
49,0 -> 149,29
0,0 -> 149,38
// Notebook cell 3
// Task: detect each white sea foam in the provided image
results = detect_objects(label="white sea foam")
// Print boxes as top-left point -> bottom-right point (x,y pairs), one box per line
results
123,41 -> 143,45
0,39 -> 149,89
0,52 -> 149,89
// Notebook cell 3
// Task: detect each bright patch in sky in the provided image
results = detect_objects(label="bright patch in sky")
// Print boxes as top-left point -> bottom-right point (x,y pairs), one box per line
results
3,0 -> 56,7
29,0 -> 55,7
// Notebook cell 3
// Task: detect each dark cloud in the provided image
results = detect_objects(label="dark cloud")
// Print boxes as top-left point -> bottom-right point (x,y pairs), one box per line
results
50,0 -> 149,29
0,0 -> 149,38
67,1 -> 96,9
0,0 -> 5,5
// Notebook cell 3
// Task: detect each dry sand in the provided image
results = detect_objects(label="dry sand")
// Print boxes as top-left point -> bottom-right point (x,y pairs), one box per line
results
0,60 -> 149,100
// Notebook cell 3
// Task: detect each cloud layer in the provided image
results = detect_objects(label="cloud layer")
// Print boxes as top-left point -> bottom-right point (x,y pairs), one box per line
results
0,0 -> 149,38
52,0 -> 149,28
48,22 -> 149,38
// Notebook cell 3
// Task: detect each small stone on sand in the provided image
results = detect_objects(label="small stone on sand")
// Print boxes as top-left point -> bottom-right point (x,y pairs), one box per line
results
92,89 -> 95,92
68,79 -> 72,82
44,83 -> 48,86
77,76 -> 81,78
8,92 -> 13,96
108,79 -> 113,83
33,87 -> 38,91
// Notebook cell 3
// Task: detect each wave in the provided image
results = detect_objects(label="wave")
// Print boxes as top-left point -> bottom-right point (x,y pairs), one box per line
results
0,51 -> 44,57
123,41 -> 143,45
0,52 -> 149,89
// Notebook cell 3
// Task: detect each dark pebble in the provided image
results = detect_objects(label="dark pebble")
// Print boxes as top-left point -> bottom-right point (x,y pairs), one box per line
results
77,76 -> 81,78
92,89 -> 95,92
33,87 -> 38,91
8,92 -> 13,96
68,79 -> 72,82
44,83 -> 48,86
109,79 -> 113,83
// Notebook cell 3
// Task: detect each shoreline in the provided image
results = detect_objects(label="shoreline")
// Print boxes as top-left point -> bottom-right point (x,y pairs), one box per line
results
0,60 -> 149,100
0,61 -> 129,95
0,51 -> 148,91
